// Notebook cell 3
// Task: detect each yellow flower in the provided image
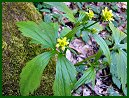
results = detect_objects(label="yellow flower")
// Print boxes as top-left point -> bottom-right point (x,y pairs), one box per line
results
102,7 -> 114,21
56,37 -> 69,51
86,10 -> 94,20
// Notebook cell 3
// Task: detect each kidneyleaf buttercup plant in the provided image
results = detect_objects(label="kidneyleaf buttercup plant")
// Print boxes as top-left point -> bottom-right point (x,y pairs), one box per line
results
16,2 -> 127,96
16,21 -> 77,96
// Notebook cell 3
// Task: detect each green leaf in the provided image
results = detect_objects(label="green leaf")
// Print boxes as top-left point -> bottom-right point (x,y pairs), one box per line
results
76,2 -> 83,10
114,43 -> 127,50
116,50 -> 127,90
110,52 -> 121,90
86,21 -> 103,34
66,47 -> 78,55
82,31 -> 90,43
37,4 -> 42,9
77,10 -> 87,22
91,69 -> 96,88
60,27 -> 71,37
40,9 -> 51,13
111,4 -> 119,11
65,25 -> 83,39
44,2 -> 76,23
111,50 -> 127,92
118,43 -> 127,50
16,21 -> 52,48
112,76 -> 121,89
29,39 -> 49,49
107,87 -> 121,96
109,22 -> 127,44
73,67 -> 95,89
53,22 -> 59,39
53,54 -> 77,96
93,34 -> 111,64
76,30 -> 81,37
110,54 -> 121,89
44,14 -> 52,23
94,49 -> 102,61
38,21 -> 59,43
90,5 -> 101,14
123,87 -> 127,96
109,22 -> 127,50
75,65 -> 86,73
29,39 -> 42,44
110,52 -> 119,76
20,51 -> 55,96
16,21 -> 58,49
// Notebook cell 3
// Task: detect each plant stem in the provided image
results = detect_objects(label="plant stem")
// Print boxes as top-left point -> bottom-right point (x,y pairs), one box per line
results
74,52 -> 98,66
109,47 -> 114,51
81,21 -> 99,31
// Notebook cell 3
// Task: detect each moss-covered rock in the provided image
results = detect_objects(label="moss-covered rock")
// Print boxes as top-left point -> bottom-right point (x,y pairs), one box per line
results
2,2 -> 55,96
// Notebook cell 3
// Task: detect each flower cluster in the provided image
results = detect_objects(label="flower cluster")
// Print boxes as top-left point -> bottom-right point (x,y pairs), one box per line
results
86,7 -> 114,21
86,10 -> 94,20
102,7 -> 114,21
56,37 -> 69,51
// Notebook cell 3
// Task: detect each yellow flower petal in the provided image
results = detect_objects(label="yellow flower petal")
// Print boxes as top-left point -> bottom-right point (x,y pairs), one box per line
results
57,38 -> 61,43
56,44 -> 60,48
63,37 -> 67,41
105,7 -> 108,12
109,10 -> 112,13
66,42 -> 69,45
62,46 -> 65,51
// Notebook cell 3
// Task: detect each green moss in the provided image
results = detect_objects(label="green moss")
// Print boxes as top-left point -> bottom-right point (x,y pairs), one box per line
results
2,2 -> 55,96
2,40 -> 7,50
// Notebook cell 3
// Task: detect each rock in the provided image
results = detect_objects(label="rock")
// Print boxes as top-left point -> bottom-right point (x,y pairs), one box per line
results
2,2 -> 56,96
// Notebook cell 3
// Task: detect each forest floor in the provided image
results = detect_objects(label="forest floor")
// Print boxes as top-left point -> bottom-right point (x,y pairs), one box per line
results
34,2 -> 127,96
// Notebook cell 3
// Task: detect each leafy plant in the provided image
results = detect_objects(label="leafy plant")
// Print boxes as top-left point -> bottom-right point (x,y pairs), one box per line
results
34,2 -> 65,25
109,22 -> 127,95
16,2 -> 127,96
44,2 -> 76,23
17,21 -> 77,96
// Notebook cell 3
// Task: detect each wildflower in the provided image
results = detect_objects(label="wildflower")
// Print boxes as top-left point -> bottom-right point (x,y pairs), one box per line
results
102,7 -> 114,21
56,37 -> 69,51
86,10 -> 94,20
